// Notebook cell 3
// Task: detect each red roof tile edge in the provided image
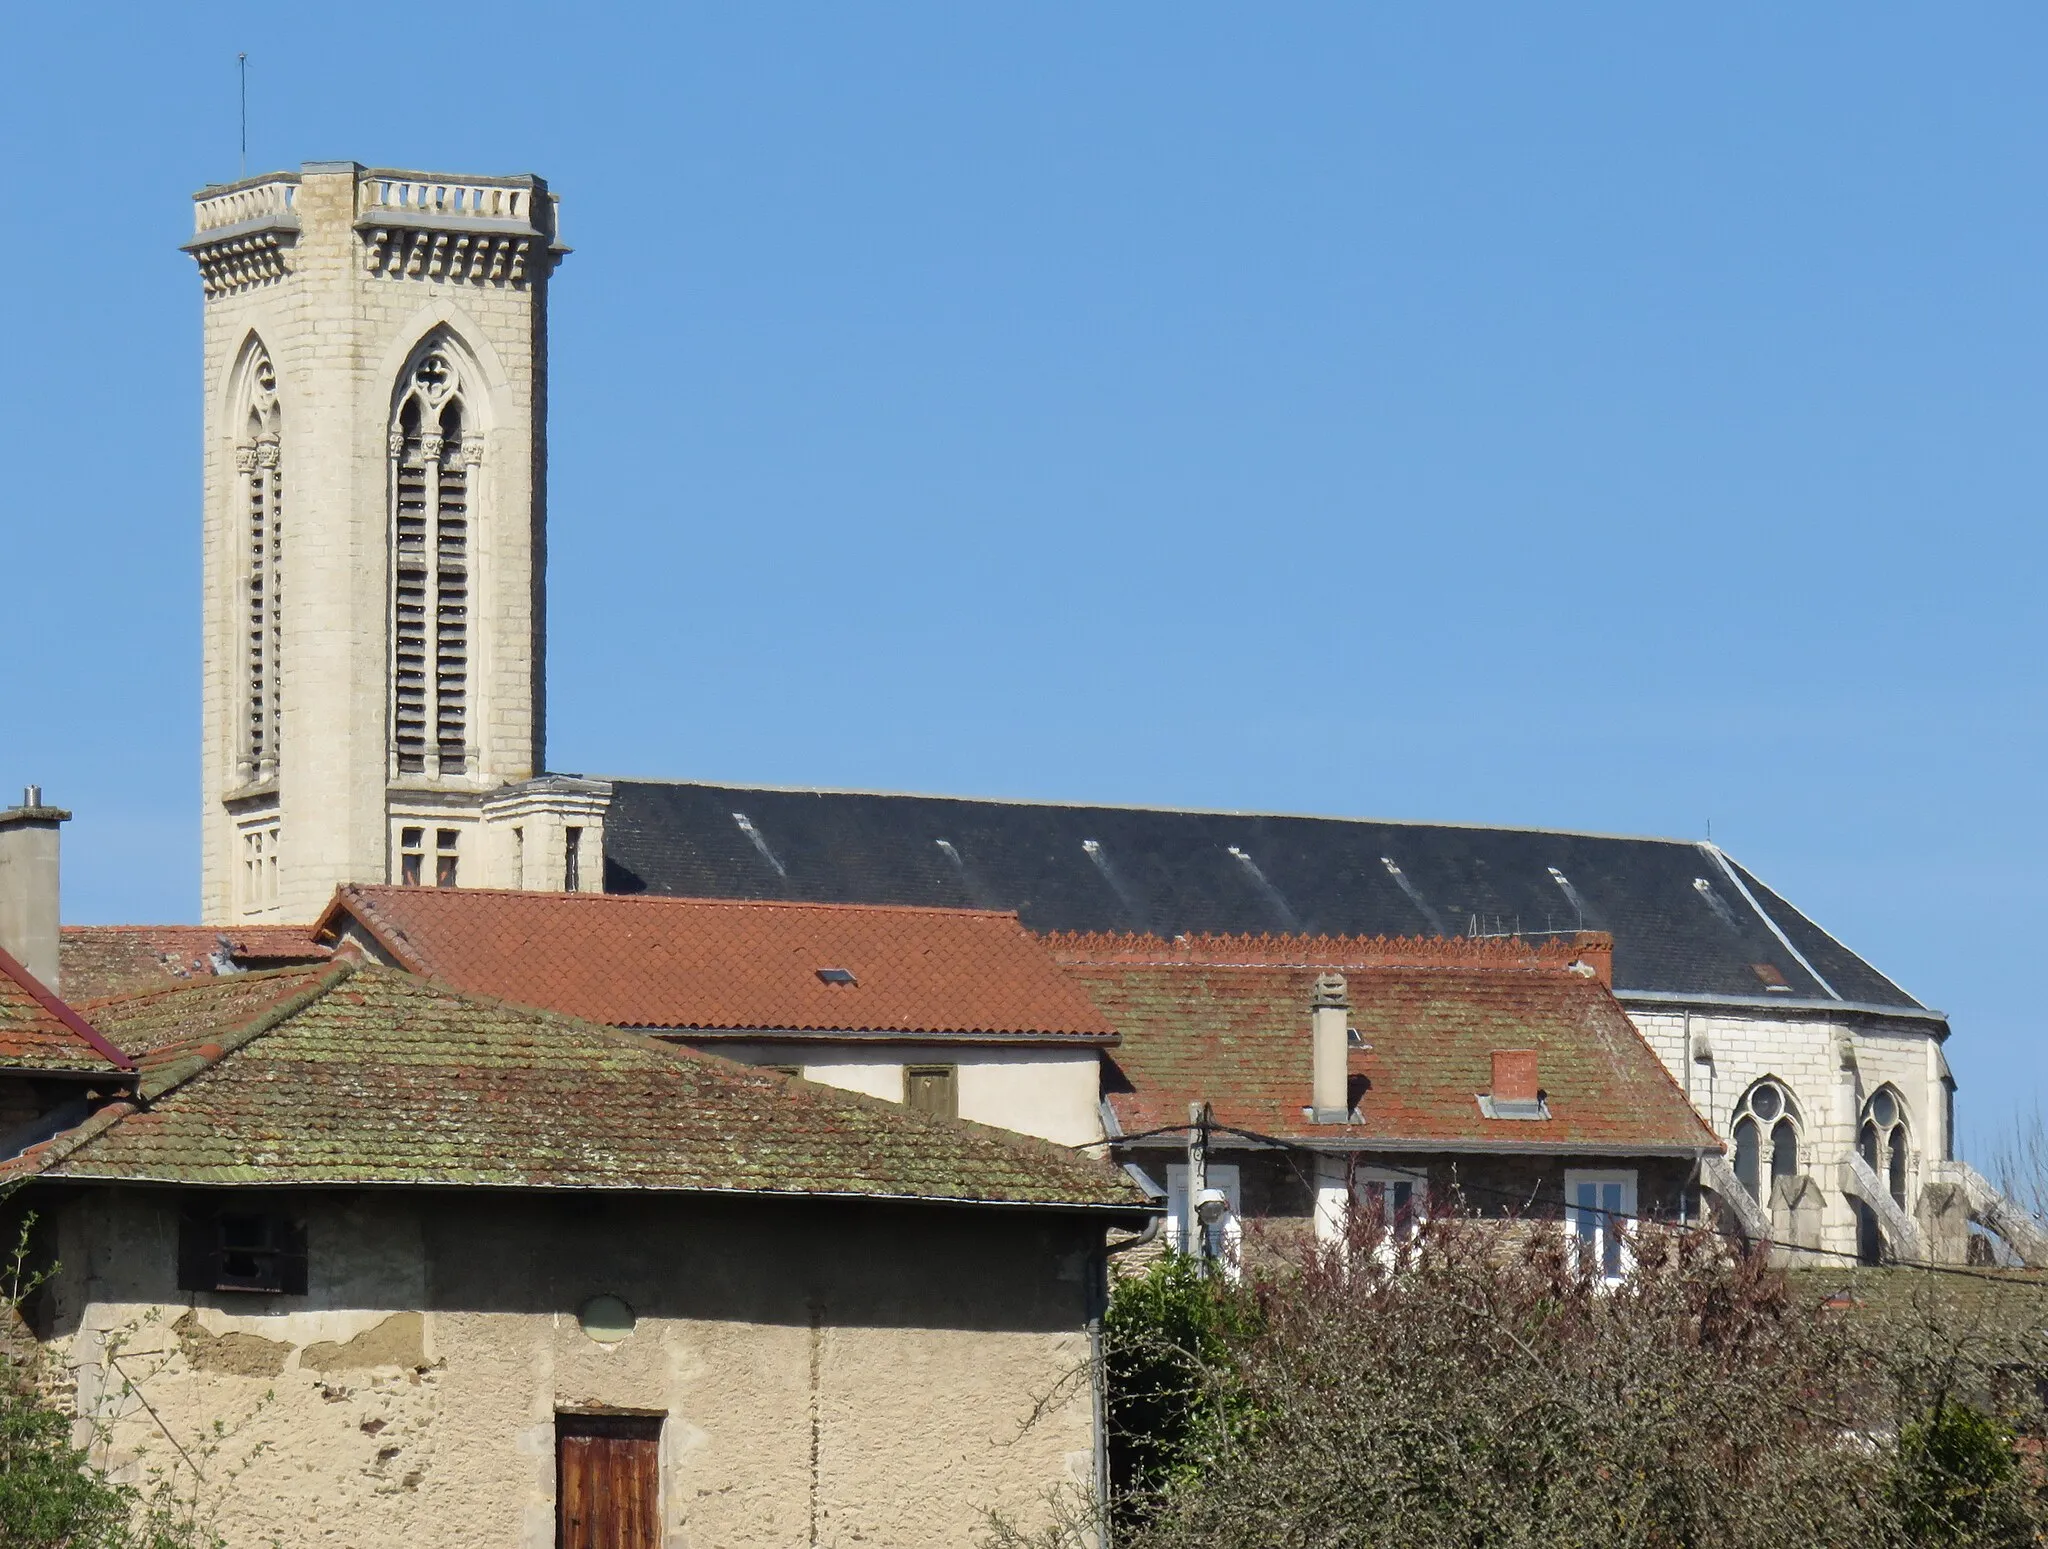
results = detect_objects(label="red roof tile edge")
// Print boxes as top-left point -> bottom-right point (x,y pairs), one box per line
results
1048,930 -> 1613,973
0,944 -> 134,1072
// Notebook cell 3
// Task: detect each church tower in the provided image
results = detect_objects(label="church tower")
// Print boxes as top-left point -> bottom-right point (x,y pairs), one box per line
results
188,163 -> 598,923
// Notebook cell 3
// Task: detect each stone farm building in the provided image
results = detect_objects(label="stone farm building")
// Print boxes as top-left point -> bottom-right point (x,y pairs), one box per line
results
0,950 -> 1145,1546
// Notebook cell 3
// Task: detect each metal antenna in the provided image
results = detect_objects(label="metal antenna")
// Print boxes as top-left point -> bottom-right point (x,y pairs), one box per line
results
238,53 -> 248,179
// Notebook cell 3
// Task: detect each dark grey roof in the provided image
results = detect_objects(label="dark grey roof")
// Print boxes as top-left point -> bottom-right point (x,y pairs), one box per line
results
599,780 -> 1928,1016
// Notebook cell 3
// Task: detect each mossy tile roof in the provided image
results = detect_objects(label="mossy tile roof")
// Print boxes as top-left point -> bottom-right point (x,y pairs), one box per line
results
1063,943 -> 1717,1154
59,925 -> 328,1000
38,964 -> 1140,1210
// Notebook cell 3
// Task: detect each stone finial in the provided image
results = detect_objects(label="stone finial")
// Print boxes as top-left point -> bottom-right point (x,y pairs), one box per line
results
1312,971 -> 1348,1009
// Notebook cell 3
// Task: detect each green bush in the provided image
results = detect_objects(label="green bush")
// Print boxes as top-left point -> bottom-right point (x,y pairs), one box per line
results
1895,1403 -> 2032,1548
1103,1255 -> 1262,1531
0,1353 -> 136,1549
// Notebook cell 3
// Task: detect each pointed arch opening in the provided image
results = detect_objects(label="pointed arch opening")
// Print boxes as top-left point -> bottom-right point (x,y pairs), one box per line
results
388,332 -> 486,778
1730,1076 -> 1801,1203
1855,1084 -> 1912,1263
231,337 -> 284,787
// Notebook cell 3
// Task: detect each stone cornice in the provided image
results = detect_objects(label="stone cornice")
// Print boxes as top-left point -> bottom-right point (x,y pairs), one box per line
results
354,170 -> 567,288
185,174 -> 302,298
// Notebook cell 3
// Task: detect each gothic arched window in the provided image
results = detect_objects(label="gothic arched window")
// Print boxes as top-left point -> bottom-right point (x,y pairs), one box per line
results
1856,1086 -> 1912,1263
235,344 -> 283,785
1730,1077 -> 1801,1203
389,345 -> 480,777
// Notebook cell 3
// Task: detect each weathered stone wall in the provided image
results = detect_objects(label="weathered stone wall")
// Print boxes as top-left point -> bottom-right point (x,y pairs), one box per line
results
43,1187 -> 1102,1548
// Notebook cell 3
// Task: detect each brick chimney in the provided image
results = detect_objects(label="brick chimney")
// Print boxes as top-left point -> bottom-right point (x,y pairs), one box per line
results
1565,932 -> 1613,985
1492,1050 -> 1539,1104
0,787 -> 69,994
1479,1049 -> 1548,1120
1310,971 -> 1350,1123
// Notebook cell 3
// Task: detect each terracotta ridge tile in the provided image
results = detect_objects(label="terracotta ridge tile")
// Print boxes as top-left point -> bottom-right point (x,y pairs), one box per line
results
331,882 -> 1025,921
0,1099 -> 138,1185
75,960 -> 333,1013
1046,929 -> 1611,968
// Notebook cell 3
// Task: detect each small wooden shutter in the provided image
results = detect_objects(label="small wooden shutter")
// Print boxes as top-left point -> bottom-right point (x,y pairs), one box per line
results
905,1065 -> 958,1119
557,1414 -> 661,1549
276,1217 -> 309,1296
176,1201 -> 221,1292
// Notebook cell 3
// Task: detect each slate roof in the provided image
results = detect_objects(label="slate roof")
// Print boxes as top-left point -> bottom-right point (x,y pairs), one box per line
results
0,944 -> 133,1076
600,781 -> 1927,1016
312,885 -> 1116,1041
20,964 -> 1142,1210
60,925 -> 329,1001
1056,935 -> 1719,1155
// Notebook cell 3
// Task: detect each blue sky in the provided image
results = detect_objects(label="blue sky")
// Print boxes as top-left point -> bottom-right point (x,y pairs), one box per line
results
1,6 -> 2040,1146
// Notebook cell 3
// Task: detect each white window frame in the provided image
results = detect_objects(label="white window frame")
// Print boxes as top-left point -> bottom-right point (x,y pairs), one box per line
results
1164,1162 -> 1243,1275
1353,1165 -> 1427,1259
1564,1168 -> 1637,1285
238,821 -> 281,917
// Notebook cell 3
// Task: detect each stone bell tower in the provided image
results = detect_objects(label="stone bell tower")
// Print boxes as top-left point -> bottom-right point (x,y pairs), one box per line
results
188,162 -> 596,923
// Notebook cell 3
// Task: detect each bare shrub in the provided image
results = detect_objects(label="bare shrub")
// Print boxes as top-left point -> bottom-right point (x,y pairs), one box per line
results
1113,1213 -> 2046,1549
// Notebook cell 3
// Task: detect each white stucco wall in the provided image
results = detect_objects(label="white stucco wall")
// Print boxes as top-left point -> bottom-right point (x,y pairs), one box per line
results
694,1041 -> 1107,1147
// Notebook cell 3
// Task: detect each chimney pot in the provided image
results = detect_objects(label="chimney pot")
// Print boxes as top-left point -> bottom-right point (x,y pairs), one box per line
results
1310,972 -> 1351,1122
0,789 -> 70,993
1491,1050 -> 1540,1104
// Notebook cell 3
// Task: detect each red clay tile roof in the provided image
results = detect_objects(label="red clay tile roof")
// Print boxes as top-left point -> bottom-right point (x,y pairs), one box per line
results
59,925 -> 329,1000
313,886 -> 1117,1042
1056,934 -> 1715,1155
0,944 -> 133,1075
20,963 -> 1141,1210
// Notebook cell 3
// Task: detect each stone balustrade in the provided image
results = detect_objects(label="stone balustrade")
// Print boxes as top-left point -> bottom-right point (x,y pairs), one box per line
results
192,177 -> 300,235
357,175 -> 535,227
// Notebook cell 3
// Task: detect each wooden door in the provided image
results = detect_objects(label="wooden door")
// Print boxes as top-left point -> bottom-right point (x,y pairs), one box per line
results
557,1414 -> 661,1549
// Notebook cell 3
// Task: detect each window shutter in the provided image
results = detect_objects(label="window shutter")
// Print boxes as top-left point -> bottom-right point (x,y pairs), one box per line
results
176,1201 -> 221,1293
277,1217 -> 309,1296
905,1066 -> 958,1120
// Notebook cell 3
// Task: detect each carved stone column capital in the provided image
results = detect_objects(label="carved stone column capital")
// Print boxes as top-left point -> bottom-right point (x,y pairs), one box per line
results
388,429 -> 408,458
255,438 -> 280,470
421,432 -> 446,462
235,446 -> 258,473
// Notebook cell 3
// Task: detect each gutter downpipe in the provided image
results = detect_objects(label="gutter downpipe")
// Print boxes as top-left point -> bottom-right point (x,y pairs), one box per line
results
1094,1213 -> 1163,1546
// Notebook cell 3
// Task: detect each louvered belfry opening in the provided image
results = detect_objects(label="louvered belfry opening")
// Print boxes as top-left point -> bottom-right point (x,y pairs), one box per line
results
390,349 -> 475,778
237,349 -> 283,786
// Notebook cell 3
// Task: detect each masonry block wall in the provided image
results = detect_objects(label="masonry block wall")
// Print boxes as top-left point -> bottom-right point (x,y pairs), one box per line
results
1626,1006 -> 1948,1262
193,163 -> 558,922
